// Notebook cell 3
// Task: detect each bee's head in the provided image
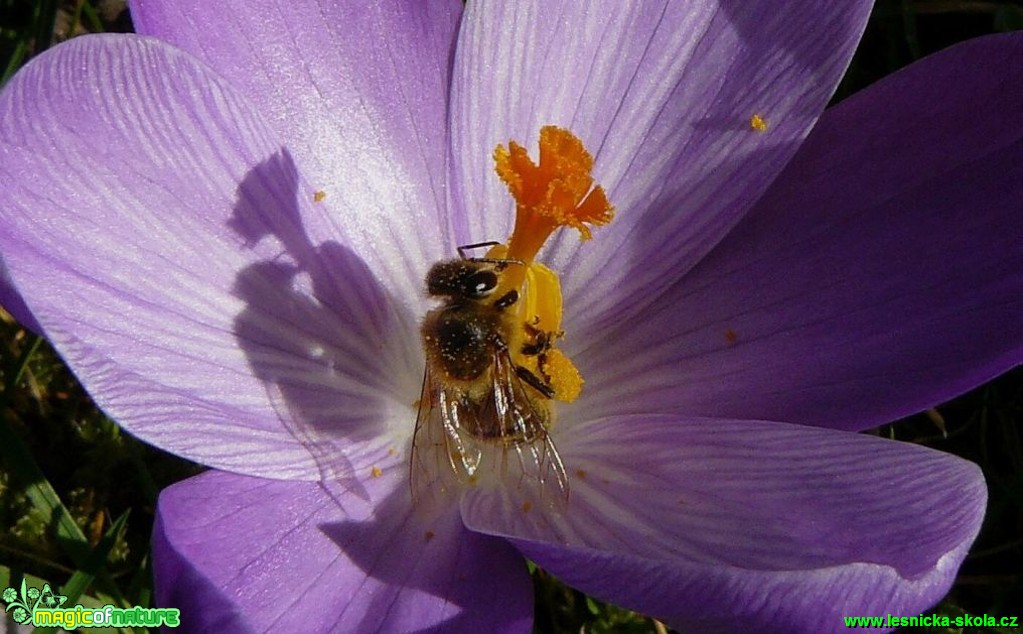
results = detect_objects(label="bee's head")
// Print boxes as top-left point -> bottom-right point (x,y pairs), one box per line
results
426,259 -> 500,300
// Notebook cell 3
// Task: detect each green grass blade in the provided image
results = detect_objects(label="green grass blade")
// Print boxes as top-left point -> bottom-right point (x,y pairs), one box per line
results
2,334 -> 42,398
0,413 -> 129,607
28,512 -> 137,634
80,0 -> 104,34
1,37 -> 28,86
30,0 -> 59,56
60,510 -> 130,606
1,337 -> 130,610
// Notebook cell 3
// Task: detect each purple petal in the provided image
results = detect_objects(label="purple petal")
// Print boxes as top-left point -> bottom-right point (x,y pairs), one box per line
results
575,32 -> 1023,431
130,0 -> 463,293
450,0 -> 873,333
462,415 -> 985,633
0,36 -> 421,478
155,468 -> 532,633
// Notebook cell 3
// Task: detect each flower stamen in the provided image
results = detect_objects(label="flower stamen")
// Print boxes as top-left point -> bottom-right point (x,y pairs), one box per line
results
489,126 -> 613,403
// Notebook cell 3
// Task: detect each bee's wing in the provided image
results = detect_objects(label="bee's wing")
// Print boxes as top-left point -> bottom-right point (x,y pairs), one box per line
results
410,365 -> 476,511
489,349 -> 570,511
411,354 -> 570,514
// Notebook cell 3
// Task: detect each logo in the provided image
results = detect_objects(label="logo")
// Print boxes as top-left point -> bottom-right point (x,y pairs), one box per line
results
3,581 -> 180,629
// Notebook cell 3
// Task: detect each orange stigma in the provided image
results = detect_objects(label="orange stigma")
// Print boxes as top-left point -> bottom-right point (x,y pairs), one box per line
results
487,126 -> 613,403
494,126 -> 614,268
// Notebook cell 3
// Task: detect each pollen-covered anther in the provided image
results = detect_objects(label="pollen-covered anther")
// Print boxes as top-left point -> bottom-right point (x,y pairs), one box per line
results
750,113 -> 768,132
495,126 -> 614,264
542,347 -> 583,402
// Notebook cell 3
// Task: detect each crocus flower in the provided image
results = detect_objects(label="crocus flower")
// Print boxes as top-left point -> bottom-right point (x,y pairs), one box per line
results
2,1 -> 1022,631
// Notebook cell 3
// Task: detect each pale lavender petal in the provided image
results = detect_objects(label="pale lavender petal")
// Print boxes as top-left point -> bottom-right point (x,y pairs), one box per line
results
130,0 -> 463,299
154,468 -> 532,633
574,33 -> 1023,431
0,36 -> 421,478
450,0 -> 873,333
462,415 -> 985,633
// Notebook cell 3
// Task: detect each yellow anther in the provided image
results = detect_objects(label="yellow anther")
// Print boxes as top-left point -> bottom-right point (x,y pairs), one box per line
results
540,348 -> 583,402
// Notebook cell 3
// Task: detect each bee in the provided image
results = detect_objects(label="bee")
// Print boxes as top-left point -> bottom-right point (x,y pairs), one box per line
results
411,242 -> 569,510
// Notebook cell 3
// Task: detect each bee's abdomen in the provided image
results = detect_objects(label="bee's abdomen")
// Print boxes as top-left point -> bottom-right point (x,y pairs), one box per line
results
424,307 -> 500,381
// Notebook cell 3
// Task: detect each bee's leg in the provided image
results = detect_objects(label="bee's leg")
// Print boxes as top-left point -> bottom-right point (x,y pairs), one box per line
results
520,335 -> 547,356
537,351 -> 553,385
514,365 -> 555,399
520,323 -> 551,356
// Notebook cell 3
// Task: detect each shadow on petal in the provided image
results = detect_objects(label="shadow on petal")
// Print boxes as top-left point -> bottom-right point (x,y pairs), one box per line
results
315,474 -> 533,633
717,0 -> 870,90
228,149 -> 421,491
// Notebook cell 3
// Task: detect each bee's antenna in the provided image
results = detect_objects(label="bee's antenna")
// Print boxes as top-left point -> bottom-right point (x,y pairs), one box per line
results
455,241 -> 527,269
457,241 -> 502,259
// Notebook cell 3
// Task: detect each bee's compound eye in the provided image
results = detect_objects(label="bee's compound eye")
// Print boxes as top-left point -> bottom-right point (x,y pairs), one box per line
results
466,270 -> 498,298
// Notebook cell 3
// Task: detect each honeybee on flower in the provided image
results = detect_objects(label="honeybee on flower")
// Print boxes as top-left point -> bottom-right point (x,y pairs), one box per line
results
413,127 -> 612,511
